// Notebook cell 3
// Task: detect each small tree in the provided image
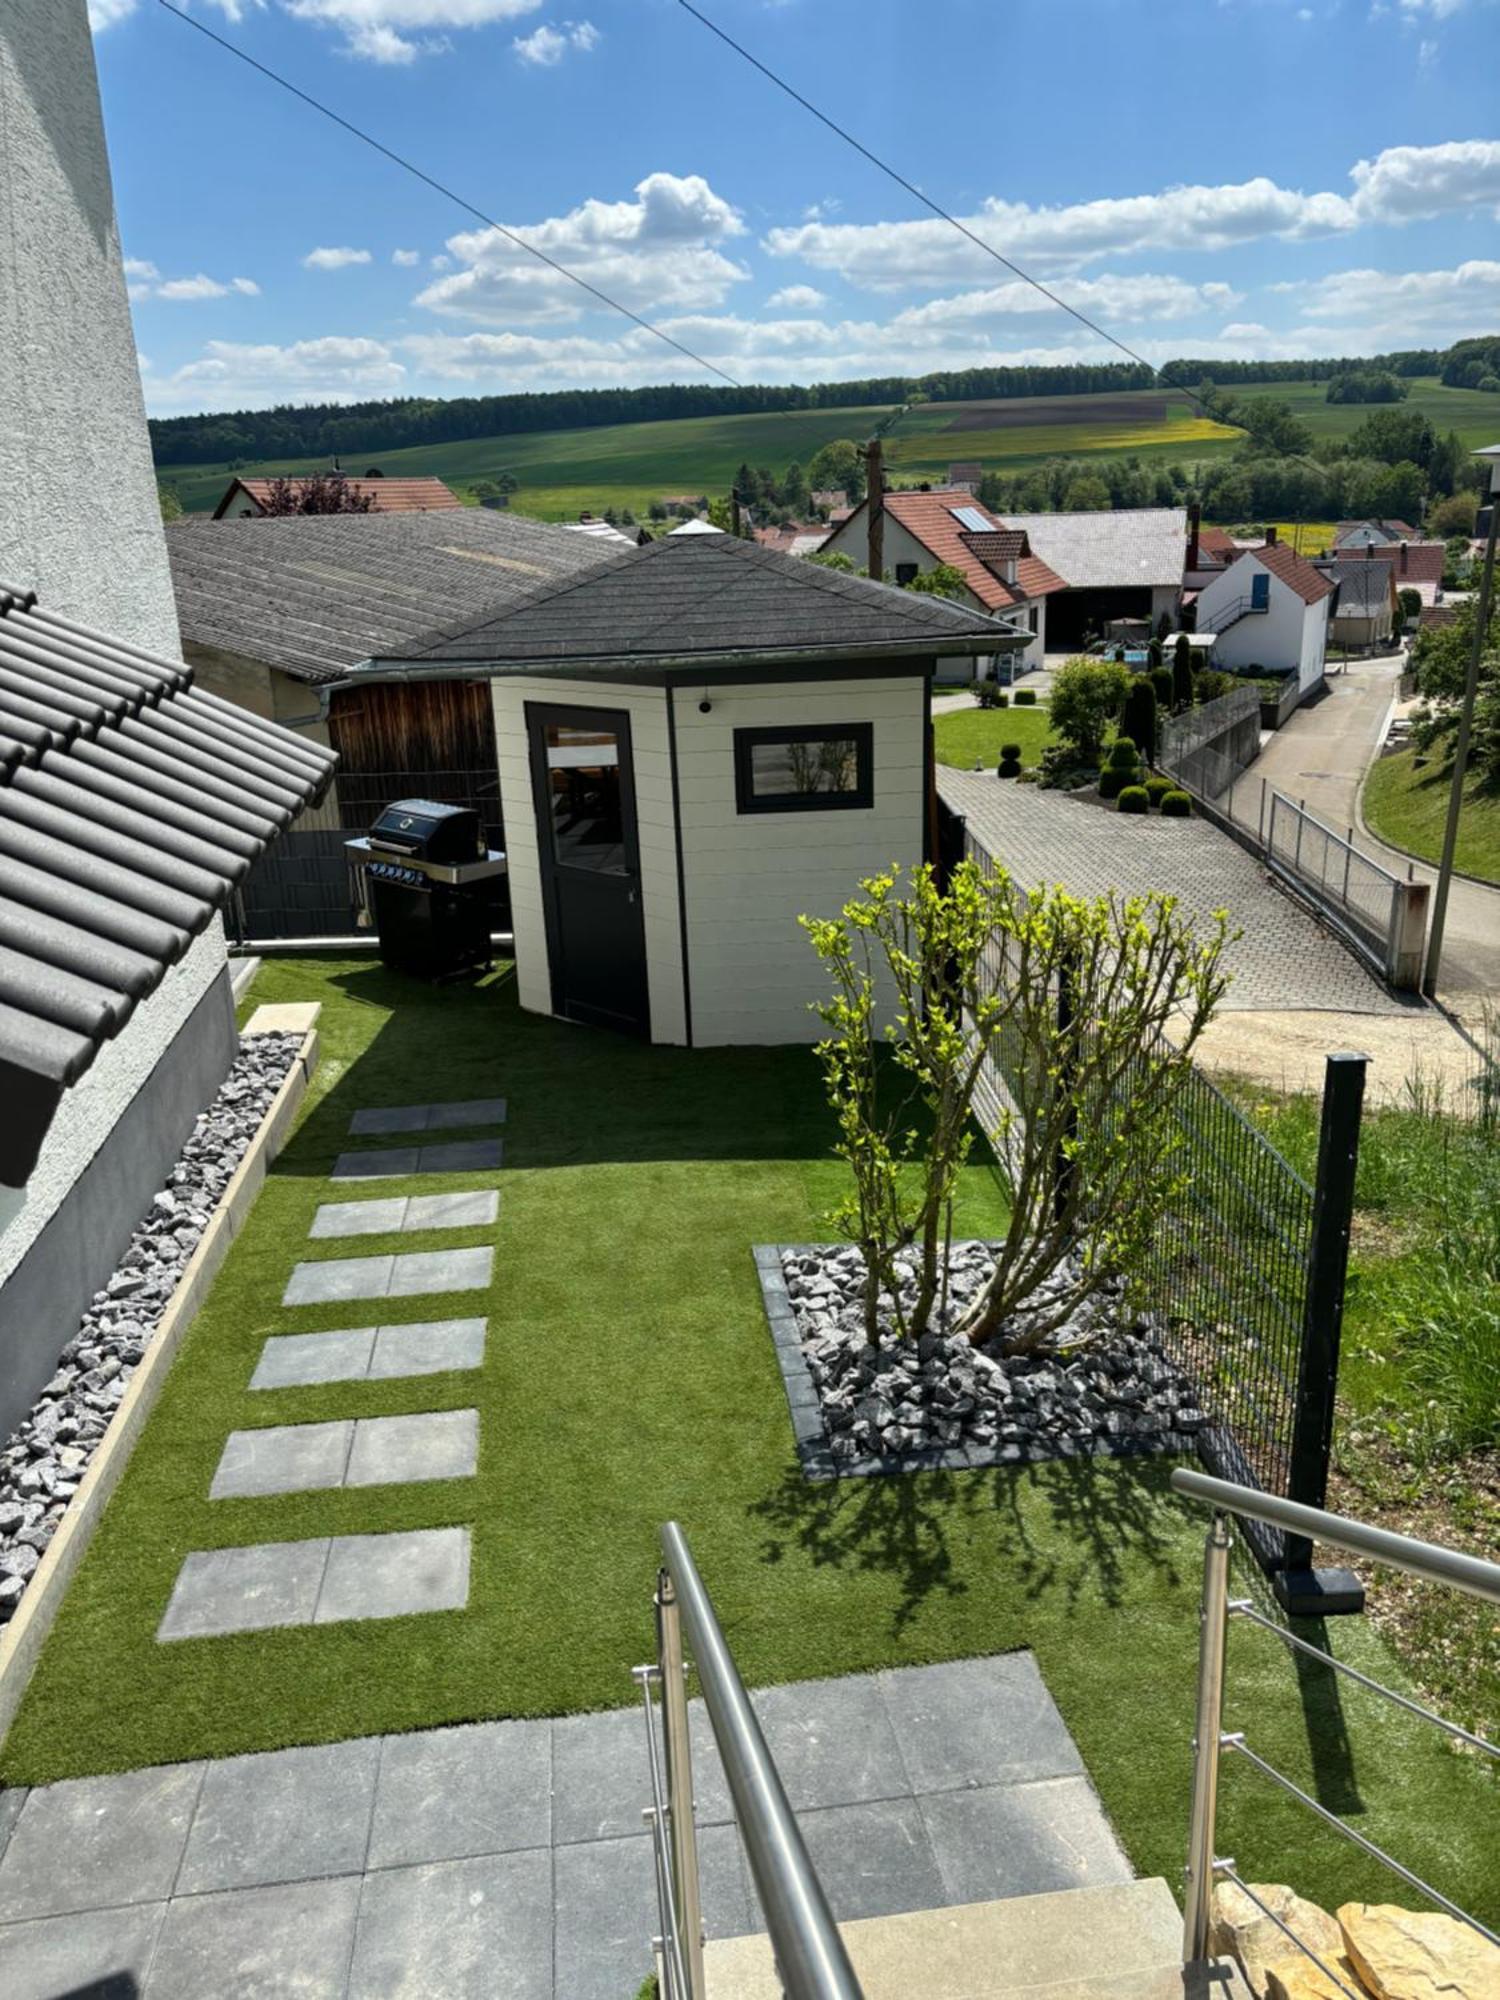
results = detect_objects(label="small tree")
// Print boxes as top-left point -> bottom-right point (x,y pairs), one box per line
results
260,473 -> 375,516
1147,636 -> 1164,672
1172,638 -> 1195,712
157,482 -> 182,522
904,562 -> 970,601
1120,677 -> 1159,764
1050,657 -> 1130,762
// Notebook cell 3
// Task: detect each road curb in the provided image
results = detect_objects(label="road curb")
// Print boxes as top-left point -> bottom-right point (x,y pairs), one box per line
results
0,1025 -> 320,1750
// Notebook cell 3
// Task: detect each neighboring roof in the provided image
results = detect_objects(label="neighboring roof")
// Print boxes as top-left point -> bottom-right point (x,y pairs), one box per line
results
1321,559 -> 1395,614
752,524 -> 830,557
1238,541 -> 1337,605
1004,507 -> 1188,590
0,579 -> 336,1186
667,516 -> 725,536
1332,519 -> 1419,546
1419,601 -> 1458,630
213,475 -> 462,518
840,489 -> 1064,611
1193,525 -> 1239,563
361,531 -> 1011,676
167,510 -> 614,685
947,462 -> 983,485
562,517 -> 636,547
959,529 -> 1027,565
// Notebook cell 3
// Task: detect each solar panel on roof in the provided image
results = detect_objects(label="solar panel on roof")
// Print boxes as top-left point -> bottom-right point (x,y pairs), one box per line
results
951,506 -> 991,533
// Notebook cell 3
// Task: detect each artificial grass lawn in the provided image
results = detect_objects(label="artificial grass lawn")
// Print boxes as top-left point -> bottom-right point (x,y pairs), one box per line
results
933,703 -> 1056,770
4,959 -> 1495,1925
1363,747 -> 1500,886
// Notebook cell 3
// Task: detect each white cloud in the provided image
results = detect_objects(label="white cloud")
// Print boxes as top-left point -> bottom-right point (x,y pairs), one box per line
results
231,276 -> 261,295
766,284 -> 827,310
88,0 -> 140,27
891,271 -> 1244,329
281,0 -> 544,63
1291,257 -> 1500,336
1419,35 -> 1438,61
430,252 -> 453,270
415,172 -> 748,325
156,274 -> 232,300
142,335 -> 406,413
765,139 -> 1500,286
392,248 -> 422,266
303,245 -> 374,269
513,18 -> 597,63
125,262 -> 260,303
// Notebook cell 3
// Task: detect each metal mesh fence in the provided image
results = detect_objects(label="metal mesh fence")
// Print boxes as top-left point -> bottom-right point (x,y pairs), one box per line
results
1263,791 -> 1401,973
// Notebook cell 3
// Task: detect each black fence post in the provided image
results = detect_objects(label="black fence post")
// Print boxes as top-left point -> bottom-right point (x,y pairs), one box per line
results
1276,1051 -> 1368,1617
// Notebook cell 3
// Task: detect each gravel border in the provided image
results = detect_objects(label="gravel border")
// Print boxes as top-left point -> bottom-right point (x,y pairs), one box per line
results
755,1244 -> 1206,1483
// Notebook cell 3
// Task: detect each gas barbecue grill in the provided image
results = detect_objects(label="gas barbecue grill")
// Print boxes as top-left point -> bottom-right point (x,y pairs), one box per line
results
346,798 -> 507,980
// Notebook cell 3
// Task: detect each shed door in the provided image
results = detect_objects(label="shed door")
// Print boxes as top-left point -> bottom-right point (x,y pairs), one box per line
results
527,704 -> 650,1037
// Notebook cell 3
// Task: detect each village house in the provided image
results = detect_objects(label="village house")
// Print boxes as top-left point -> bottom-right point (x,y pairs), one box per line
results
1193,531 -> 1336,690
1183,505 -> 1244,590
211,473 -> 462,518
1003,506 -> 1187,651
1331,518 -> 1421,550
820,487 -> 1063,676
1316,552 -> 1400,651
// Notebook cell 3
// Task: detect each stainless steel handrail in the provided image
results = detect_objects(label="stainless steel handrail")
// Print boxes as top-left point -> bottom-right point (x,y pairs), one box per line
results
1171,1468 -> 1500,1603
1172,1468 -> 1500,1972
650,1521 -> 864,2000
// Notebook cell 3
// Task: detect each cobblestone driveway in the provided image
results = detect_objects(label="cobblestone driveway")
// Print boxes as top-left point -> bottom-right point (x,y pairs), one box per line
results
939,768 -> 1411,1015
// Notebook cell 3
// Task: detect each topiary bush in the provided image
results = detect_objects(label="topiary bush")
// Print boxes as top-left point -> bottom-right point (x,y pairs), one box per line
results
1151,668 -> 1174,709
974,681 -> 1003,709
1098,767 -> 1126,800
1108,738 -> 1142,770
1161,789 -> 1192,817
1118,785 -> 1149,814
1145,776 -> 1174,806
997,742 -> 1023,778
1120,677 -> 1159,764
1014,687 -> 1037,706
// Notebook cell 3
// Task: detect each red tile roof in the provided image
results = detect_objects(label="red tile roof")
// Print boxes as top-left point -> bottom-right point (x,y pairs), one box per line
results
872,489 -> 1067,608
1240,541 -> 1337,605
214,475 -> 462,518
1195,525 -> 1238,562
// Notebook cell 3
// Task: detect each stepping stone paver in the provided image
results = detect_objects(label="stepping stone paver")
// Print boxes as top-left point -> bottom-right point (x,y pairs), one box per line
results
918,1775 -> 1131,1905
309,1190 -> 499,1240
147,1874 -> 361,2000
0,1902 -> 166,1998
213,1412 -> 477,1499
0,1761 -> 203,1922
367,1718 -> 551,1871
282,1245 -> 492,1307
348,1849 -> 550,2000
176,1739 -> 381,1896
331,1139 -> 503,1181
159,1538 -> 329,1641
350,1097 -> 507,1135
345,1408 -> 479,1488
314,1525 -> 471,1625
251,1318 -> 487,1390
210,1419 -> 354,1500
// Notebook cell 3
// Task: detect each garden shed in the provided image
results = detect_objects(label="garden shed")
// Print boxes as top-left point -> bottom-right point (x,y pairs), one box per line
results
353,533 -> 1012,1045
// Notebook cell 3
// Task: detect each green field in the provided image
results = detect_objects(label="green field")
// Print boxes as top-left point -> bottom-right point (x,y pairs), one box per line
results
158,376 -> 1500,523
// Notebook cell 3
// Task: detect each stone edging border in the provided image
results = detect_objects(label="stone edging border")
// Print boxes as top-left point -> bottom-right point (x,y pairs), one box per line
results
755,1245 -> 1193,1485
0,1023 -> 321,1746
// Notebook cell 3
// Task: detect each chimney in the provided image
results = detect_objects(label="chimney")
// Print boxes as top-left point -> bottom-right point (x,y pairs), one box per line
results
1400,541 -> 1409,573
1264,524 -> 1278,547
1187,501 -> 1201,570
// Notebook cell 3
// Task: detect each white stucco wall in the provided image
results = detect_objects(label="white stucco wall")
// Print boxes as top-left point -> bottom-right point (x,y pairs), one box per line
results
0,2 -> 179,655
1199,557 -> 1308,679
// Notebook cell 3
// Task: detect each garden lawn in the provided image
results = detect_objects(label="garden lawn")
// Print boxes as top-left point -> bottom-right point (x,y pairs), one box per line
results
933,702 -> 1056,770
3,959 -> 1495,1928
1363,747 -> 1500,885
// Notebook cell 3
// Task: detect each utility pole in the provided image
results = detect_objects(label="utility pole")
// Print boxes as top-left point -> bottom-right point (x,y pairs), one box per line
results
864,437 -> 884,582
1423,444 -> 1500,996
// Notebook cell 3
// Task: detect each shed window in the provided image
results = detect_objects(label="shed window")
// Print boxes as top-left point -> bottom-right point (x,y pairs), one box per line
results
733,723 -> 874,814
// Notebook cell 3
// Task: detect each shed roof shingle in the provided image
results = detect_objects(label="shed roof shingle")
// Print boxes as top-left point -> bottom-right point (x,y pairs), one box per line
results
167,511 -> 616,685
0,580 -> 336,1186
367,530 -> 1011,672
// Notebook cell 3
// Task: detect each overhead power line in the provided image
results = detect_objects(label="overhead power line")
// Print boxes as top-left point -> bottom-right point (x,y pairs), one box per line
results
155,0 -> 745,389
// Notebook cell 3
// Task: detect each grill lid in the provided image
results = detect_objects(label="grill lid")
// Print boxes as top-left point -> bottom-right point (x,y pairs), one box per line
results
368,797 -> 481,862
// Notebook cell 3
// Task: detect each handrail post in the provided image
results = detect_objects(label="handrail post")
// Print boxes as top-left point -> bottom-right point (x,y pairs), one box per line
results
656,1567 -> 706,1999
1183,1509 -> 1232,1965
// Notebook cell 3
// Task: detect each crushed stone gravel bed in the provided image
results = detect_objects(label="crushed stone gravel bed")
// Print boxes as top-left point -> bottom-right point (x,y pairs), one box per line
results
762,1240 -> 1209,1479
0,1033 -> 303,1626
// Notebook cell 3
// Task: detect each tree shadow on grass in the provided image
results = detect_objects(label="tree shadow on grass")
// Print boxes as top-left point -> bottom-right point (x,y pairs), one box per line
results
749,1449 -> 1189,1640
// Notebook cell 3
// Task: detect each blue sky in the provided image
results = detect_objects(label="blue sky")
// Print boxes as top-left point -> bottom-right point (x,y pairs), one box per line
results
89,0 -> 1500,416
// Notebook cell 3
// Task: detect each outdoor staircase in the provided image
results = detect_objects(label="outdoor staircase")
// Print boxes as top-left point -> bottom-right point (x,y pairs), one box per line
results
1197,592 -> 1270,637
701,1879 -> 1256,1998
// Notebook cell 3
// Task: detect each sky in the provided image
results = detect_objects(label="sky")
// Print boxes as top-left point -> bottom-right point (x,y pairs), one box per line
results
88,0 -> 1500,418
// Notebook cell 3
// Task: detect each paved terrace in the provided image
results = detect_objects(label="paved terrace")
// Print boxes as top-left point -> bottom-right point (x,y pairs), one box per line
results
0,1653 -> 1132,1998
939,766 -> 1412,1016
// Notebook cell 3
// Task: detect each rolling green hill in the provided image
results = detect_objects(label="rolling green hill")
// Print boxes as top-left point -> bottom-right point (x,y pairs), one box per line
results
157,376 -> 1498,523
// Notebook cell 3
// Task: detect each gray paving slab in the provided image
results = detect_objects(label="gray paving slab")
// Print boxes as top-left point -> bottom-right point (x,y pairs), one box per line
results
752,1673 -> 910,1812
0,1899 -> 166,2000
553,1825 -> 753,2000
348,1848 -> 551,2000
552,1701 -> 733,1847
386,1246 -> 493,1297
404,1189 -> 499,1231
210,1419 -> 354,1500
310,1196 -> 408,1239
251,1327 -> 377,1391
283,1254 -> 394,1307
158,1539 -> 330,1642
367,1718 -> 551,1870
0,1762 -> 204,1922
333,1139 -> 504,1180
920,1775 -> 1132,1905
314,1526 -> 471,1625
789,1795 -> 946,1924
344,1409 -> 479,1488
419,1138 -> 504,1174
0,1786 -> 25,1863
332,1146 -> 422,1180
878,1651 -> 1085,1793
145,1873 -> 361,2000
369,1317 -> 487,1379
176,1738 -> 381,1896
349,1098 -> 507,1136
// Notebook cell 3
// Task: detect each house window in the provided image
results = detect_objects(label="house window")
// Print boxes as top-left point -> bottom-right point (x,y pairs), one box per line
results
733,723 -> 874,814
895,563 -> 919,586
